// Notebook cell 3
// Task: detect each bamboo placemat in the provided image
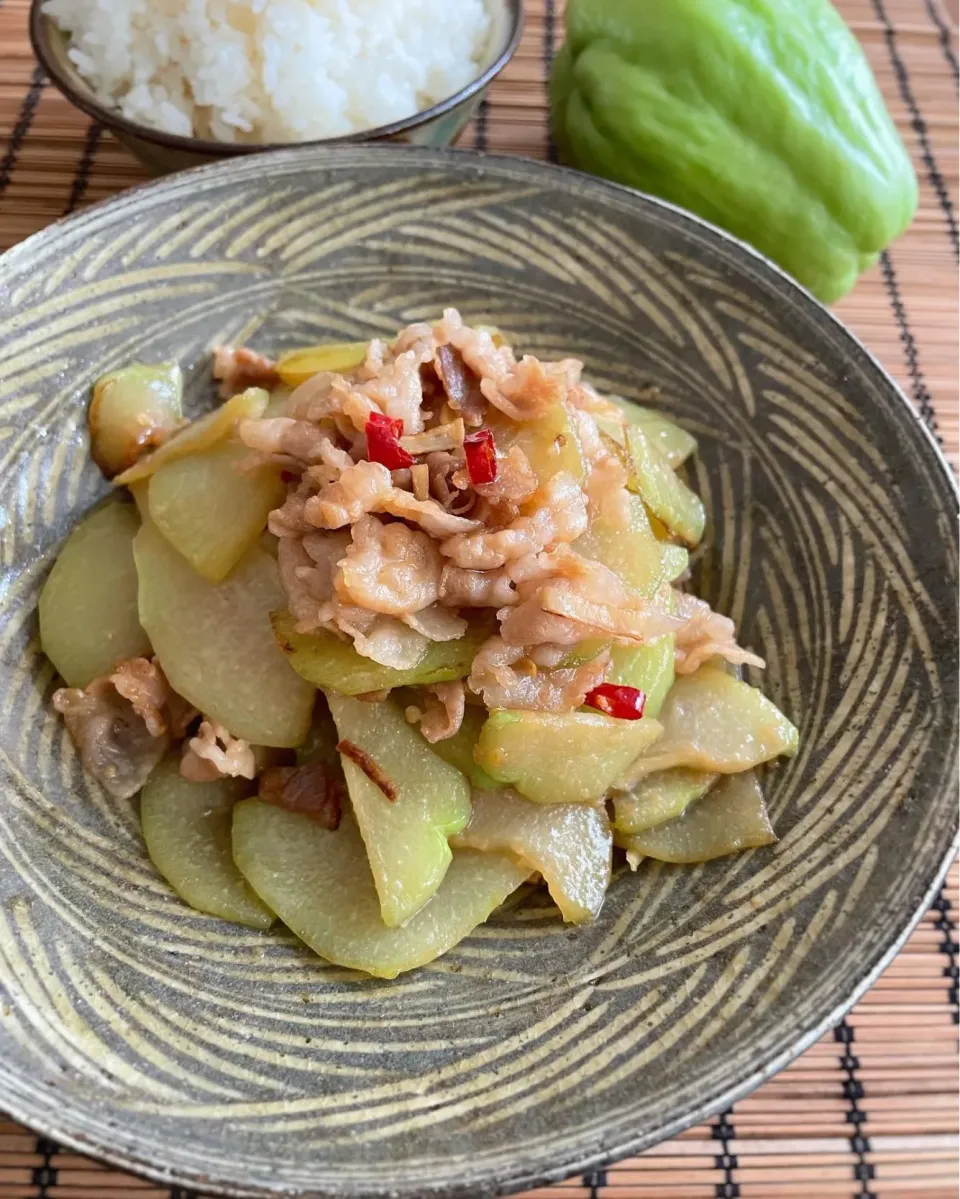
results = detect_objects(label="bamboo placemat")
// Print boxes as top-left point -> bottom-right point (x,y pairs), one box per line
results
0,0 -> 957,1195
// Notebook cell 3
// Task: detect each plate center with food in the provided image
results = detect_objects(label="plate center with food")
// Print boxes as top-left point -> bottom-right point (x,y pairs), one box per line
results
41,309 -> 798,977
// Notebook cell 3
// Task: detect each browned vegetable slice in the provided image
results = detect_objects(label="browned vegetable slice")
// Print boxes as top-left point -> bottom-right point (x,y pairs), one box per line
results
114,388 -> 268,485
89,363 -> 183,478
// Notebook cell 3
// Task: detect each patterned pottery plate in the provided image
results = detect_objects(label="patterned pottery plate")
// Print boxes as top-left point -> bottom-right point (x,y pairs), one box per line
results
0,147 -> 956,1199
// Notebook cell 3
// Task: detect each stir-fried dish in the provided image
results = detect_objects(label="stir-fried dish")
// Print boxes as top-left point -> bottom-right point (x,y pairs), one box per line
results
39,310 -> 798,978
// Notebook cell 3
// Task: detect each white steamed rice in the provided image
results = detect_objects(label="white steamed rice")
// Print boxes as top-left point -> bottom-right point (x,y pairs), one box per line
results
42,0 -> 492,142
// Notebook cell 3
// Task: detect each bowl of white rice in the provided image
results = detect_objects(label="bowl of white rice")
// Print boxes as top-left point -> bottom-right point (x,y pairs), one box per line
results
30,0 -> 521,175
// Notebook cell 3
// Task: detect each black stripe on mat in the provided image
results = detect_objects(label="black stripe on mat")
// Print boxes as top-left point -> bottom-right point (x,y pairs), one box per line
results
711,1107 -> 740,1198
543,0 -> 558,162
923,0 -> 960,84
31,1136 -> 58,1198
473,99 -> 489,153
0,65 -> 46,198
931,890 -> 960,1024
835,1020 -> 876,1197
878,250 -> 942,441
871,0 -> 959,257
582,1165 -> 607,1198
63,121 -> 103,215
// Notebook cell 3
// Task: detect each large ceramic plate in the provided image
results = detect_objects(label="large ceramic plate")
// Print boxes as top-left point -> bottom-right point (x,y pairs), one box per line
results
0,147 -> 956,1199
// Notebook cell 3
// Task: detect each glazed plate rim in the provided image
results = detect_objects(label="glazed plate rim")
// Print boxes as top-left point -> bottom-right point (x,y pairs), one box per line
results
0,145 -> 956,1199
3,143 -> 956,497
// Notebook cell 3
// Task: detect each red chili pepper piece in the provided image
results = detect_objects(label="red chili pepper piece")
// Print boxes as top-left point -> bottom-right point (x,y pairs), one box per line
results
365,411 -> 414,470
463,428 -> 498,485
584,683 -> 647,720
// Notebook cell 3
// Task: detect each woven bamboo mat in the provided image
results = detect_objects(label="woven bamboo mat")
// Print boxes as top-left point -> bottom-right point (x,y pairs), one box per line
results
0,0 -> 957,1195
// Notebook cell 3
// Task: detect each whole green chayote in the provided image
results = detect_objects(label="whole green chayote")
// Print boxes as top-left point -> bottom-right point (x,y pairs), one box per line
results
551,0 -> 917,302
